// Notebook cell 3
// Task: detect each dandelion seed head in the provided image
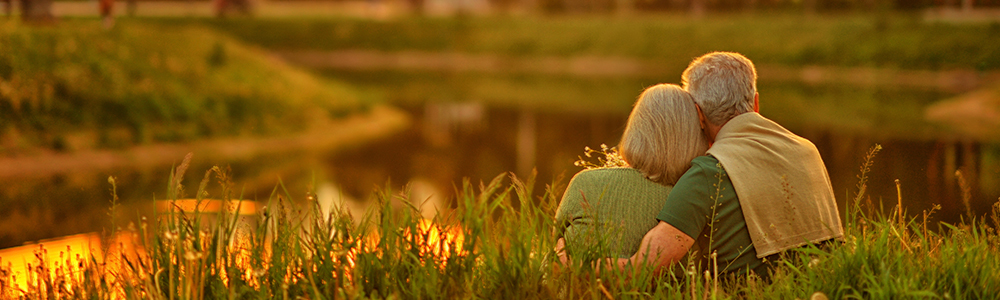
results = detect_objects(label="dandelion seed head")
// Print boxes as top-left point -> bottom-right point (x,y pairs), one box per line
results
184,251 -> 203,261
253,267 -> 267,277
808,258 -> 820,268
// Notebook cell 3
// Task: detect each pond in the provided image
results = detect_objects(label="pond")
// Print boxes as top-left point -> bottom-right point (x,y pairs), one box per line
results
323,70 -> 1000,227
0,70 -> 997,249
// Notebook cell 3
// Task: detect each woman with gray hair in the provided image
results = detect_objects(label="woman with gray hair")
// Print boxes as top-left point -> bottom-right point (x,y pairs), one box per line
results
554,84 -> 708,260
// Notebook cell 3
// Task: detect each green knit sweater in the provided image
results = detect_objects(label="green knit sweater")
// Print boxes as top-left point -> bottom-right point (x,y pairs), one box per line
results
555,167 -> 674,259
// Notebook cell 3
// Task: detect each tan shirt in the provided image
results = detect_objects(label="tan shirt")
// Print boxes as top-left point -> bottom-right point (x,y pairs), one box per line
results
706,112 -> 844,257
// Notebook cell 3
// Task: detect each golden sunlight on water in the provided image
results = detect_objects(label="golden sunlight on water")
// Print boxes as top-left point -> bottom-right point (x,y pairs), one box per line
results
154,199 -> 262,216
414,218 -> 465,259
344,218 -> 466,271
0,199 -> 466,295
0,231 -> 141,294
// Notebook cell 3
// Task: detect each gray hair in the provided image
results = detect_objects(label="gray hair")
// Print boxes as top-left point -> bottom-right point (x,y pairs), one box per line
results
619,84 -> 709,185
681,52 -> 758,126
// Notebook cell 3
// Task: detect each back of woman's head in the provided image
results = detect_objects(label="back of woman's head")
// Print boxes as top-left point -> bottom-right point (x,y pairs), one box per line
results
619,84 -> 709,185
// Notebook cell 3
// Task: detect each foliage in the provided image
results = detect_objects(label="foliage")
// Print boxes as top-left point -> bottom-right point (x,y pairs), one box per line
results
1,146 -> 999,299
187,13 -> 1000,71
573,144 -> 628,169
0,20 -> 365,152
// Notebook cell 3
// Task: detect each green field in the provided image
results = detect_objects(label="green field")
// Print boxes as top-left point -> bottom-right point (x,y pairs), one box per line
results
185,13 -> 1000,71
0,20 -> 367,152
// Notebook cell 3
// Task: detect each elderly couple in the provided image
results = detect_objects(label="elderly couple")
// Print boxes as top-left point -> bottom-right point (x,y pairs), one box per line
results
555,52 -> 844,278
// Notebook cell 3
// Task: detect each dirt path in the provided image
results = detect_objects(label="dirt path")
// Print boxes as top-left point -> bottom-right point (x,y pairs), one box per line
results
280,50 -> 1000,93
0,105 -> 410,179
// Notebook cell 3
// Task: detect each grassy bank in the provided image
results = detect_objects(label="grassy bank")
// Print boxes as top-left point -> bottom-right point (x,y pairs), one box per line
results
0,20 -> 367,153
1,147 -> 999,299
183,13 -> 1000,71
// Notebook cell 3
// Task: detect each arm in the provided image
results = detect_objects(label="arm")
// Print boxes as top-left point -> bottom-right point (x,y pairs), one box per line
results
553,172 -> 598,259
615,157 -> 716,271
616,221 -> 694,271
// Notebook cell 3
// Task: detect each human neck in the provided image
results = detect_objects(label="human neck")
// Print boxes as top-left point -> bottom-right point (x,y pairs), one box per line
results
706,121 -> 725,143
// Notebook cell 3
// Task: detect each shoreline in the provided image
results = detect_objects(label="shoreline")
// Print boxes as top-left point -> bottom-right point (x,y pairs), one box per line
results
0,105 -> 411,179
279,50 -> 1000,93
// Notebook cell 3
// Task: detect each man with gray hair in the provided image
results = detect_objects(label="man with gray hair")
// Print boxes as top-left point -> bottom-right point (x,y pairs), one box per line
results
619,52 -> 844,277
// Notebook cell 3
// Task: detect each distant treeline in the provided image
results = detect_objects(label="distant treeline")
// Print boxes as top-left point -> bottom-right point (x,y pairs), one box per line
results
528,0 -> 1000,13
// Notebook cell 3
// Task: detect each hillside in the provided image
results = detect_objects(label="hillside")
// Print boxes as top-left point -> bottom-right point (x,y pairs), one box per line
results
0,20 -> 368,154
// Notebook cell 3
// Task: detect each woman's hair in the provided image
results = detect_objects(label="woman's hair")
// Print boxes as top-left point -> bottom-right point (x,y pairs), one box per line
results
619,84 -> 709,185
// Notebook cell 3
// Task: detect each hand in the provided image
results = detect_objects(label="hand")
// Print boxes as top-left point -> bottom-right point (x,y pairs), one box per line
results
554,238 -> 569,266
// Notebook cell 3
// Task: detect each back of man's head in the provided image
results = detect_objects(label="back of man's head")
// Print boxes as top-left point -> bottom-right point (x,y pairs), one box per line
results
681,52 -> 757,126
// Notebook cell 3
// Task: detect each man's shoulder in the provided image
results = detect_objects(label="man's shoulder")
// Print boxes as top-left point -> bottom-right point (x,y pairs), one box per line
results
689,155 -> 725,174
672,155 -> 730,194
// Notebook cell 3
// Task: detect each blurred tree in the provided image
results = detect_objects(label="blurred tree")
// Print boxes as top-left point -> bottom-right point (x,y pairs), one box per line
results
963,0 -> 974,11
535,0 -> 621,13
538,0 -> 565,13
567,0 -> 616,12
804,0 -> 817,14
127,0 -> 137,17
616,0 -> 636,14
214,0 -> 252,18
3,0 -> 10,18
489,0 -> 518,13
691,0 -> 705,16
634,0 -> 685,11
557,0 -> 960,13
19,0 -> 53,22
407,0 -> 426,15
99,0 -> 114,28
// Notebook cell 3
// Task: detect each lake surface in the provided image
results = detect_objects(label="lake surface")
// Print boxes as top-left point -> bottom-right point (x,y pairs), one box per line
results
1,70 -> 997,249
324,70 -> 1000,226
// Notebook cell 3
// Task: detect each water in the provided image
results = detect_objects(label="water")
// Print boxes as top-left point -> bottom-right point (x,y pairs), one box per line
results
325,103 -> 998,226
323,70 -> 1000,225
1,71 -> 997,249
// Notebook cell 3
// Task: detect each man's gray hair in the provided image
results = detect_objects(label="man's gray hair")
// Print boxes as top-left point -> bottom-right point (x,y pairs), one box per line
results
681,52 -> 758,126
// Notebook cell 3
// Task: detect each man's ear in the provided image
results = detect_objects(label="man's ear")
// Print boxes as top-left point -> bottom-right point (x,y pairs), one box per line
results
753,93 -> 760,113
695,104 -> 708,130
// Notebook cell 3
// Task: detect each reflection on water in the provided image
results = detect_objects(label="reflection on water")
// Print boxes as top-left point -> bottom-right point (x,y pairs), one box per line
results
323,103 -> 998,227
1,73 -> 998,252
0,155 -> 320,249
323,67 -> 1000,226
0,231 -> 139,292
324,104 -> 626,208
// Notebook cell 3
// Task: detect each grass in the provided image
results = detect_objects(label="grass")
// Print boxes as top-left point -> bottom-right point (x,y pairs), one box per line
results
181,13 -> 1000,71
0,19 -> 367,152
1,146 -> 999,299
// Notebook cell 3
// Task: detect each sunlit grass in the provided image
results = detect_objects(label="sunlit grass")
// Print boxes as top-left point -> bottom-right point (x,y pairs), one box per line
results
1,146 -> 999,299
0,19 -> 367,151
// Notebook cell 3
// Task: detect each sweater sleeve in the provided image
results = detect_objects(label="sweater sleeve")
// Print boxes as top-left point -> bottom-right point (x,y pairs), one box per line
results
557,167 -> 675,258
554,171 -> 592,240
